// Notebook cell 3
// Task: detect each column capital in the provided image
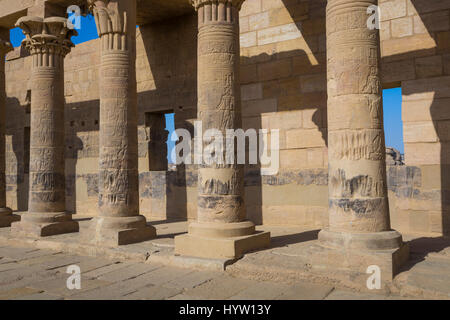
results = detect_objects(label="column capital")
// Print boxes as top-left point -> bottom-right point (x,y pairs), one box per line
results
87,0 -> 136,52
15,16 -> 76,57
88,0 -> 133,36
0,39 -> 12,56
191,0 -> 245,11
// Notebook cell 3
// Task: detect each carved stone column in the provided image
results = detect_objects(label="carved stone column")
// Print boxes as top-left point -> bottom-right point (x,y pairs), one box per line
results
11,17 -> 78,236
84,0 -> 156,246
0,32 -> 20,227
318,0 -> 408,280
175,0 -> 270,260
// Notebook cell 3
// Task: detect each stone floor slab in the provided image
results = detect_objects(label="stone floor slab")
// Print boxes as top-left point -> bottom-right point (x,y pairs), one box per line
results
122,285 -> 182,300
130,266 -> 194,287
0,226 -> 449,300
325,290 -> 398,300
0,287 -> 43,300
228,282 -> 291,300
183,275 -> 257,300
28,275 -> 112,297
165,270 -> 220,290
68,282 -> 140,300
0,261 -> 19,272
14,292 -> 64,300
97,263 -> 160,282
53,257 -> 119,274
274,282 -> 335,300
83,262 -> 133,279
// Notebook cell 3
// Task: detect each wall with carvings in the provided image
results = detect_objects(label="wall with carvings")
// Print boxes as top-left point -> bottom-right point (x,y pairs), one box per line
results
4,0 -> 450,235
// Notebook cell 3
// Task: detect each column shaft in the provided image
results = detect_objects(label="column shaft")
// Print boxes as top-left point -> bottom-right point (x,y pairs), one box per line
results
84,0 -> 155,246
326,0 -> 389,233
28,51 -> 65,214
175,0 -> 270,260
0,33 -> 19,227
11,17 -> 78,236
319,0 -> 408,260
197,2 -> 244,224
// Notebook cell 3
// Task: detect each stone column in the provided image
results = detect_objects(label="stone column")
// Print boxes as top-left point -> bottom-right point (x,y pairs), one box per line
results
11,17 -> 78,236
318,0 -> 408,278
175,0 -> 270,260
0,32 -> 20,227
84,0 -> 156,246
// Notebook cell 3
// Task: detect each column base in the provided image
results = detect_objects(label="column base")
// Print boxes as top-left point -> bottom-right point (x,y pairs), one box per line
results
0,207 -> 20,228
312,229 -> 409,282
81,215 -> 157,247
10,212 -> 79,237
174,221 -> 271,260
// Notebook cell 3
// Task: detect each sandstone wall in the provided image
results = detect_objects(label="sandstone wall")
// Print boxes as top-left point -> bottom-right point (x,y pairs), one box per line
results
379,0 -> 450,234
4,0 -> 450,235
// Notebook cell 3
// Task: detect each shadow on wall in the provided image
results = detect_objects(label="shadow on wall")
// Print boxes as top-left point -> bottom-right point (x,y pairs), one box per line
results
387,0 -> 450,237
5,2 -> 327,227
5,97 -> 28,211
241,0 -> 327,225
139,14 -> 198,222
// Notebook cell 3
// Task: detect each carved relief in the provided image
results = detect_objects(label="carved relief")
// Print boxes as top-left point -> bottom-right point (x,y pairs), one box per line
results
193,0 -> 246,224
88,0 -> 133,52
326,0 -> 390,233
0,38 -> 12,211
192,0 -> 245,25
16,17 -> 76,66
330,169 -> 386,199
14,16 -> 75,215
329,130 -> 385,161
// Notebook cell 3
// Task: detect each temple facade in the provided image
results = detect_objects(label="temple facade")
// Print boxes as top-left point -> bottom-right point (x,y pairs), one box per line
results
0,0 -> 449,281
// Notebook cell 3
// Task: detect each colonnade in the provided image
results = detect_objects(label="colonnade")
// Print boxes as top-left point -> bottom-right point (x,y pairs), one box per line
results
0,0 -> 407,274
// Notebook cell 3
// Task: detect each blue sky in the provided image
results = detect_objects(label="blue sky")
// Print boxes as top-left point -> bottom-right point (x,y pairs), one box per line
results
9,15 -> 404,160
383,87 -> 404,154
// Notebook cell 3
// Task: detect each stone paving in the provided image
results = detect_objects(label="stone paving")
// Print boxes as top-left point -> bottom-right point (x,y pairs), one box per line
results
0,244 -> 405,300
0,220 -> 449,300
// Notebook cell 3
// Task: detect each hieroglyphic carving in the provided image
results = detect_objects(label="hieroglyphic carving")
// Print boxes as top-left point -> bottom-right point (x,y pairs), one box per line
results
18,17 -> 76,67
88,0 -> 132,52
326,0 -> 390,233
83,0 -> 155,245
15,17 -> 75,215
0,36 -> 14,222
329,130 -> 385,161
7,17 -> 79,234
193,0 -> 246,223
329,169 -> 386,199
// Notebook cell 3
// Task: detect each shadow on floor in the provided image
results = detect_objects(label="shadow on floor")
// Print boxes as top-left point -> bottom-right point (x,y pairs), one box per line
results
270,229 -> 320,249
400,236 -> 450,272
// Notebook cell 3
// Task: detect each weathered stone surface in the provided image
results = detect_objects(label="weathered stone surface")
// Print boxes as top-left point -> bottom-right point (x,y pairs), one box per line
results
1,0 -> 449,236
1,224 -> 449,299
386,147 -> 404,166
82,0 -> 156,247
0,0 -> 449,298
175,0 -> 270,260
318,0 -> 408,280
0,32 -> 18,227
10,17 -> 78,237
